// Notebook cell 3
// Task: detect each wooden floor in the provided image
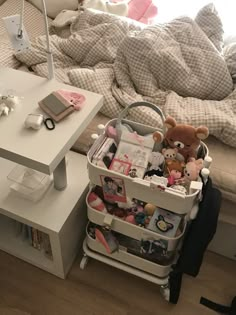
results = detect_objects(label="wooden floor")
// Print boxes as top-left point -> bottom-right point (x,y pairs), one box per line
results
0,250 -> 235,315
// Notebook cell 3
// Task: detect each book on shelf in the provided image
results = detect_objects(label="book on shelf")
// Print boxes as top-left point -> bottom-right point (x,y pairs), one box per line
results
12,219 -> 52,259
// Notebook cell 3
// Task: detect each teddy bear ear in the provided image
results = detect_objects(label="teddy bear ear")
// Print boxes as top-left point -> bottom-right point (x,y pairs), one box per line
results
162,148 -> 166,154
164,116 -> 176,129
153,131 -> 164,143
195,126 -> 209,140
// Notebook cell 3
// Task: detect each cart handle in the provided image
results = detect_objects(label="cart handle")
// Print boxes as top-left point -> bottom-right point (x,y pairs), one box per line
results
115,101 -> 166,142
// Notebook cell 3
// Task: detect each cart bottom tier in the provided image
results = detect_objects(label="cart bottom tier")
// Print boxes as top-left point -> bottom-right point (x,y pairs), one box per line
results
86,224 -> 174,278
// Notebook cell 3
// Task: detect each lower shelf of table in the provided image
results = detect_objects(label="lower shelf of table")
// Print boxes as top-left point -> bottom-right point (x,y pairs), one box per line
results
0,151 -> 89,278
0,214 -> 54,274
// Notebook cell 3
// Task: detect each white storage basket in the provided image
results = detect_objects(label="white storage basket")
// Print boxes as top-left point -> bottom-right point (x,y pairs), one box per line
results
87,102 -> 208,214
86,227 -> 173,278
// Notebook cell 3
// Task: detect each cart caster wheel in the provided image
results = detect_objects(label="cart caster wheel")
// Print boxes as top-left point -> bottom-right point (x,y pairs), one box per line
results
80,256 -> 89,270
160,284 -> 170,302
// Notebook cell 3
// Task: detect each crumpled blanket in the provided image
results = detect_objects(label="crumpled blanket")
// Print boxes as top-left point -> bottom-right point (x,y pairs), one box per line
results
15,7 -> 236,148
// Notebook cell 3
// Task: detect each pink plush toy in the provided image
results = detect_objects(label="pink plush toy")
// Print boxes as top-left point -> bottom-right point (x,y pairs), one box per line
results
184,158 -> 204,182
112,0 -> 158,24
174,158 -> 204,187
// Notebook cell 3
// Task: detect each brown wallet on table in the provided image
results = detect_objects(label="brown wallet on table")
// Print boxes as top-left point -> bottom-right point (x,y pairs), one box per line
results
38,90 -> 75,122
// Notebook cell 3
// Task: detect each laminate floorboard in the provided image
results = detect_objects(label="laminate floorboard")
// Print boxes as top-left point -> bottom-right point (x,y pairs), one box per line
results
0,250 -> 235,315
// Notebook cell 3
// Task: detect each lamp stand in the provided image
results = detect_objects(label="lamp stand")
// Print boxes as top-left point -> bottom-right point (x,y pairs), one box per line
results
2,0 -> 55,80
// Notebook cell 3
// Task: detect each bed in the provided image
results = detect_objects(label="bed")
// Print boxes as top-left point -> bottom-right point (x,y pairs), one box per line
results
1,0 -> 236,258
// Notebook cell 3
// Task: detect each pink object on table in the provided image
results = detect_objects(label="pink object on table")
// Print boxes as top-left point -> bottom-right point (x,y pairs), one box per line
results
56,89 -> 86,110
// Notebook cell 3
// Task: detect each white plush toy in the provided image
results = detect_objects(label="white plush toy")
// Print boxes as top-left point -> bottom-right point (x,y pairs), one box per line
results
0,95 -> 19,117
82,0 -> 129,17
148,152 -> 165,171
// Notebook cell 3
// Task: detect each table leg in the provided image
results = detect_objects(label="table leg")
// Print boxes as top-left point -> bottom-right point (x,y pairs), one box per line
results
53,157 -> 67,191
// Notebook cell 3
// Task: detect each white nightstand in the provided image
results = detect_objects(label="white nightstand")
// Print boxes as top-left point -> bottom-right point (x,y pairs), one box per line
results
0,68 -> 103,278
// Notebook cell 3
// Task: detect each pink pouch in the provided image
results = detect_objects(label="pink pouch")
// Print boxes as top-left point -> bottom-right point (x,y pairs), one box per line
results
38,89 -> 85,122
56,89 -> 86,111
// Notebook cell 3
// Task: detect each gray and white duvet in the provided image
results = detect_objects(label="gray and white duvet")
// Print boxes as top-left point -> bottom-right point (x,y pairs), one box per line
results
15,6 -> 236,148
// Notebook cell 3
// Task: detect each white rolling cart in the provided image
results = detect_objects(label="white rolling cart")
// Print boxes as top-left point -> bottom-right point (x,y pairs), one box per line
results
80,102 -> 211,302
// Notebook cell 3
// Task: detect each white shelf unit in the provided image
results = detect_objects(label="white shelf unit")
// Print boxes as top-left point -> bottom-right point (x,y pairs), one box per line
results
0,151 -> 89,278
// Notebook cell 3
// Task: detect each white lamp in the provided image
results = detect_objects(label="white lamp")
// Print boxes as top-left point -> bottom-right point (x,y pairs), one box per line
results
3,0 -> 55,80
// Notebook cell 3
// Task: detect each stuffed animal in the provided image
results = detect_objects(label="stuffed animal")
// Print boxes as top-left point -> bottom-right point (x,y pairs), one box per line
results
183,158 -> 204,182
160,117 -> 209,162
153,130 -> 164,143
144,151 -> 164,177
162,148 -> 178,160
111,0 -> 158,24
0,95 -> 19,117
174,158 -> 204,186
148,151 -> 164,171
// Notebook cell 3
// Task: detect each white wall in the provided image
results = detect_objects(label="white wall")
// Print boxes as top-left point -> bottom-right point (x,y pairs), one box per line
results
155,0 -> 235,36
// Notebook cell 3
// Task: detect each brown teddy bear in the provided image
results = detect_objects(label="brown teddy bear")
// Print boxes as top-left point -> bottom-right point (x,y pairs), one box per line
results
154,117 -> 209,162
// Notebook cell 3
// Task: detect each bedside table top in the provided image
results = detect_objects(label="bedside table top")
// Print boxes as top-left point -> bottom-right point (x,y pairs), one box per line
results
0,68 -> 103,174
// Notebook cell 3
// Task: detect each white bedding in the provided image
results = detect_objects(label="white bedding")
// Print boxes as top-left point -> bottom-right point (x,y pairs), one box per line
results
3,4 -> 236,149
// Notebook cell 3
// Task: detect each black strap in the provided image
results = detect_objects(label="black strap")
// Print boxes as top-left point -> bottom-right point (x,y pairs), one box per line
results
200,296 -> 236,314
44,118 -> 55,130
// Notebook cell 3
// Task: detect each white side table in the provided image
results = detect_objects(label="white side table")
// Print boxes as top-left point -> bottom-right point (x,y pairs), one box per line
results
0,67 -> 103,190
0,68 -> 103,277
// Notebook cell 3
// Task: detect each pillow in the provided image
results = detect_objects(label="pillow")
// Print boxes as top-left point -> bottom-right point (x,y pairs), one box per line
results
195,3 -> 224,53
28,0 -> 79,18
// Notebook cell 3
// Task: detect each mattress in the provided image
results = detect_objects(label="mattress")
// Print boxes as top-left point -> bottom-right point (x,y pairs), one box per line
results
0,0 -> 52,68
204,136 -> 236,203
